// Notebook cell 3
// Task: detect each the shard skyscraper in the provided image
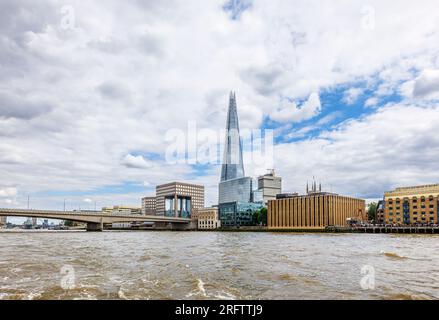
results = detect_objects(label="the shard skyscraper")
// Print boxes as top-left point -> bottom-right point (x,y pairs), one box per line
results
218,92 -> 252,206
220,92 -> 245,182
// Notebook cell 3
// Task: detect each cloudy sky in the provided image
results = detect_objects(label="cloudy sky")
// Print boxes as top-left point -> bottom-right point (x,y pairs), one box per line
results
1,0 -> 439,214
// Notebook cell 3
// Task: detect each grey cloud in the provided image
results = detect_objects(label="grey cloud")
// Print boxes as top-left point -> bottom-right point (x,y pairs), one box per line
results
240,66 -> 285,96
97,82 -> 130,100
0,92 -> 53,120
137,33 -> 164,58
88,38 -> 126,55
0,1 -> 57,38
413,71 -> 439,97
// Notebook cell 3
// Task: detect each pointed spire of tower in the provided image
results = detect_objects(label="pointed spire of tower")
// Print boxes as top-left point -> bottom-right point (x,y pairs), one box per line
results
306,181 -> 309,194
319,182 -> 322,192
221,91 -> 245,182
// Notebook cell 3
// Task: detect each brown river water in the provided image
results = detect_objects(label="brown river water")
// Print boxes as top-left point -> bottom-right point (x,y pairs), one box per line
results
0,231 -> 438,300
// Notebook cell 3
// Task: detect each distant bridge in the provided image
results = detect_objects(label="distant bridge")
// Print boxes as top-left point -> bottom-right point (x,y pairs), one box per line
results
0,208 -> 191,231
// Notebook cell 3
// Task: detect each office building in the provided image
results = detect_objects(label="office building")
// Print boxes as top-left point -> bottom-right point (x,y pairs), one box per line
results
156,182 -> 204,218
102,206 -> 142,215
219,202 -> 264,227
219,92 -> 254,205
219,176 -> 253,204
258,170 -> 282,203
196,207 -> 221,230
268,192 -> 366,230
384,184 -> 439,225
220,91 -> 245,183
141,196 -> 156,215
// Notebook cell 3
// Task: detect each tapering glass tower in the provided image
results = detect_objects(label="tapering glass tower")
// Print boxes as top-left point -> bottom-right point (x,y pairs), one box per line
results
220,92 -> 245,182
219,92 -> 252,206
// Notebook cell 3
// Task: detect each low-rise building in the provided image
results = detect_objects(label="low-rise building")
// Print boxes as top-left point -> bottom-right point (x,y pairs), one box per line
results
268,193 -> 366,230
196,207 -> 221,230
384,184 -> 439,225
376,200 -> 385,224
141,196 -> 156,215
219,202 -> 264,227
102,206 -> 142,215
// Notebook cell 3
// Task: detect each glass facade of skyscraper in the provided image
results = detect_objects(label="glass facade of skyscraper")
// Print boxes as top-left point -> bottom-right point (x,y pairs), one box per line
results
219,202 -> 264,227
219,177 -> 253,205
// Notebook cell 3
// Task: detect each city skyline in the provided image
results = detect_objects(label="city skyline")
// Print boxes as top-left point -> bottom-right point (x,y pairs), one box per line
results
1,1 -> 439,214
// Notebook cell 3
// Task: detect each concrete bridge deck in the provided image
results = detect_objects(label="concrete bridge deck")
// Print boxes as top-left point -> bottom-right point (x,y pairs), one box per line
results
0,208 -> 191,231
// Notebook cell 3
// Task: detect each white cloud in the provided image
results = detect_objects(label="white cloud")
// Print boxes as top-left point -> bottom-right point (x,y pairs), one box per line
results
121,154 -> 152,170
343,88 -> 364,105
143,181 -> 151,187
275,103 -> 439,198
271,92 -> 321,123
0,187 -> 18,198
413,69 -> 439,98
0,0 -> 438,207
83,198 -> 92,203
365,97 -> 379,107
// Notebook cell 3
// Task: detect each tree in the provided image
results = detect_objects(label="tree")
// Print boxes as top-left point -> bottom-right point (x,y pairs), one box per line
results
260,207 -> 267,226
367,202 -> 378,221
64,220 -> 74,227
252,208 -> 268,226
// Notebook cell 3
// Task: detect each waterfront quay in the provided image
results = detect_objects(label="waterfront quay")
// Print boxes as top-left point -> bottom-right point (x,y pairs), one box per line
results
327,225 -> 439,234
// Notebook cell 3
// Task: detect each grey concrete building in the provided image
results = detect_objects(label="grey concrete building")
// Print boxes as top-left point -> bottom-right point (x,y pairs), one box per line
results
258,170 -> 282,203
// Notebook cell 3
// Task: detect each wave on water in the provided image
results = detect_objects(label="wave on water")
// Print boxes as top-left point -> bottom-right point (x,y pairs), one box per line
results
381,251 -> 408,260
186,279 -> 207,298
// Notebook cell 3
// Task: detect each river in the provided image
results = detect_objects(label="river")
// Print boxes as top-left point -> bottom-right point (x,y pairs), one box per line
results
0,231 -> 438,300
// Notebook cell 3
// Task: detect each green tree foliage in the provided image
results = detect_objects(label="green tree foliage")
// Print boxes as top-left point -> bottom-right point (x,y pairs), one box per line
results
252,207 -> 268,226
367,202 -> 378,221
64,220 -> 74,227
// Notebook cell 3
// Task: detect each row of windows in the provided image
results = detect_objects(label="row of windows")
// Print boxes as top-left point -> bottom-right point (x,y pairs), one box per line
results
389,217 -> 435,222
388,196 -> 436,204
389,211 -> 435,215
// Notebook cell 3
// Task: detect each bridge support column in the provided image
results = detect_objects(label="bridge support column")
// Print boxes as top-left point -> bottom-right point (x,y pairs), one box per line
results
87,222 -> 103,232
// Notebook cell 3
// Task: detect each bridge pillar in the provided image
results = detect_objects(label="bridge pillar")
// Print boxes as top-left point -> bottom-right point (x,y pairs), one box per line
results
87,222 -> 103,232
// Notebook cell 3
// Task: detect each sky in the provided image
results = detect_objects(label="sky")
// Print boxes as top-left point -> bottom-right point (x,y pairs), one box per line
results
1,0 -> 439,220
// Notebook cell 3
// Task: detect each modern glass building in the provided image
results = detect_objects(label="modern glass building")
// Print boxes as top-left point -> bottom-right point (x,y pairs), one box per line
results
220,92 -> 245,183
219,202 -> 264,227
218,92 -> 253,206
219,176 -> 253,205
